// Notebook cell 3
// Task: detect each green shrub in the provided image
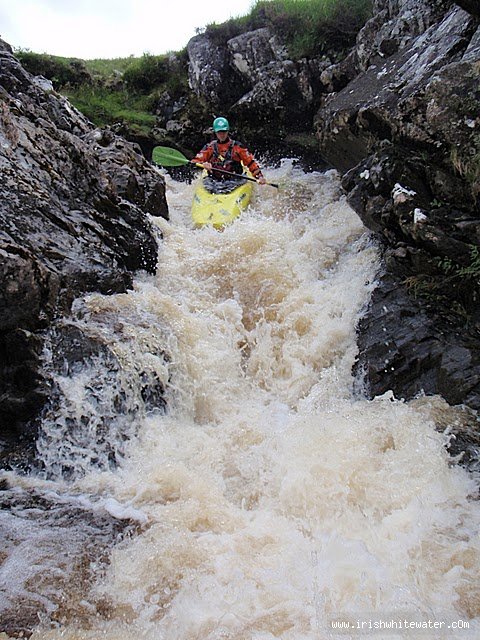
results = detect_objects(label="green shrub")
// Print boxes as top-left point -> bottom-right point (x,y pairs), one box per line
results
123,53 -> 170,93
205,0 -> 372,59
405,245 -> 480,320
121,52 -> 189,98
436,245 -> 480,286
15,50 -> 91,87
255,0 -> 372,58
204,14 -> 264,46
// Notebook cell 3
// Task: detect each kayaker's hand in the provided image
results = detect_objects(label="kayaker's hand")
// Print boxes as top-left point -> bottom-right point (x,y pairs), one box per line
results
257,176 -> 267,185
202,162 -> 213,172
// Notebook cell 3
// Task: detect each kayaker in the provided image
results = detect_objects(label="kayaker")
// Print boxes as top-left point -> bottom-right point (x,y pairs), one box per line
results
192,117 -> 267,185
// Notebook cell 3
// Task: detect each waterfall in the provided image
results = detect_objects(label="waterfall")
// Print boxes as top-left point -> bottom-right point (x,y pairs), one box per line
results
1,161 -> 479,639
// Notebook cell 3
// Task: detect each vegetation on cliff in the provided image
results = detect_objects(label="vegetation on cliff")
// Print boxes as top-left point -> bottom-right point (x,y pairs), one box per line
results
15,49 -> 188,138
205,0 -> 372,58
15,0 -> 372,142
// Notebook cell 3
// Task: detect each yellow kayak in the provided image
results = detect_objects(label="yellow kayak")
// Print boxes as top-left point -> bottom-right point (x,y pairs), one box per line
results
191,173 -> 254,229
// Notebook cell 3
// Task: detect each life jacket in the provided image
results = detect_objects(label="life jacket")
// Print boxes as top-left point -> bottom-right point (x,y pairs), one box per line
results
210,139 -> 243,179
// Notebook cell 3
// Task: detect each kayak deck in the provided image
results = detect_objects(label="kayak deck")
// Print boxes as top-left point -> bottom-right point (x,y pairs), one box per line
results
191,173 -> 254,229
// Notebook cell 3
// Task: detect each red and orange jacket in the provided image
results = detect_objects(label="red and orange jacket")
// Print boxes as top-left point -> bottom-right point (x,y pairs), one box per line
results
192,137 -> 264,179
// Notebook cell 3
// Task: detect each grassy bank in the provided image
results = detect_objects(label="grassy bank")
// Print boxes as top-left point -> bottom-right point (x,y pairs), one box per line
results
63,87 -> 157,135
15,49 -> 188,135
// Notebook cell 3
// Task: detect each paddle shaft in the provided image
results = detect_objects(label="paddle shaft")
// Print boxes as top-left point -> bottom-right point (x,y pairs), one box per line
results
152,146 -> 279,189
193,161 -> 278,188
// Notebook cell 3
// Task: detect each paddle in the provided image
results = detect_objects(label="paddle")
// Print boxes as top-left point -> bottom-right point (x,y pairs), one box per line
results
152,145 -> 279,188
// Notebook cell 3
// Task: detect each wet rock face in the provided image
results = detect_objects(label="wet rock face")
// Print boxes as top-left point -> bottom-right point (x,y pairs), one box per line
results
185,27 -> 328,155
228,28 -> 288,83
357,0 -> 455,71
456,0 -> 480,17
346,148 -> 480,411
315,4 -> 478,173
0,40 -> 168,448
187,33 -> 250,109
353,264 -> 480,412
313,1 -> 480,410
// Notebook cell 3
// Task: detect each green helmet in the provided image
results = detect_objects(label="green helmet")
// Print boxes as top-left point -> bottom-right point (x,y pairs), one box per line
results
213,116 -> 230,132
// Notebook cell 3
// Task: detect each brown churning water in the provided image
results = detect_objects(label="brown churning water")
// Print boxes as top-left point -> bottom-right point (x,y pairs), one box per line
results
1,162 -> 479,639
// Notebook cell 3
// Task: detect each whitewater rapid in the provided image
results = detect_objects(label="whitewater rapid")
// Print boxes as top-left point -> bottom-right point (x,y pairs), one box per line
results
1,162 -> 479,639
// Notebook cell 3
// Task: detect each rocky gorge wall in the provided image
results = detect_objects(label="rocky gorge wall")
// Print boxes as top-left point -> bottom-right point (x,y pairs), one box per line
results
0,39 -> 168,462
313,0 -> 480,412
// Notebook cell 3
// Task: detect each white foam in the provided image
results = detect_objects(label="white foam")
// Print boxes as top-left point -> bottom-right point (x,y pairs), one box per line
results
4,163 -> 480,640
